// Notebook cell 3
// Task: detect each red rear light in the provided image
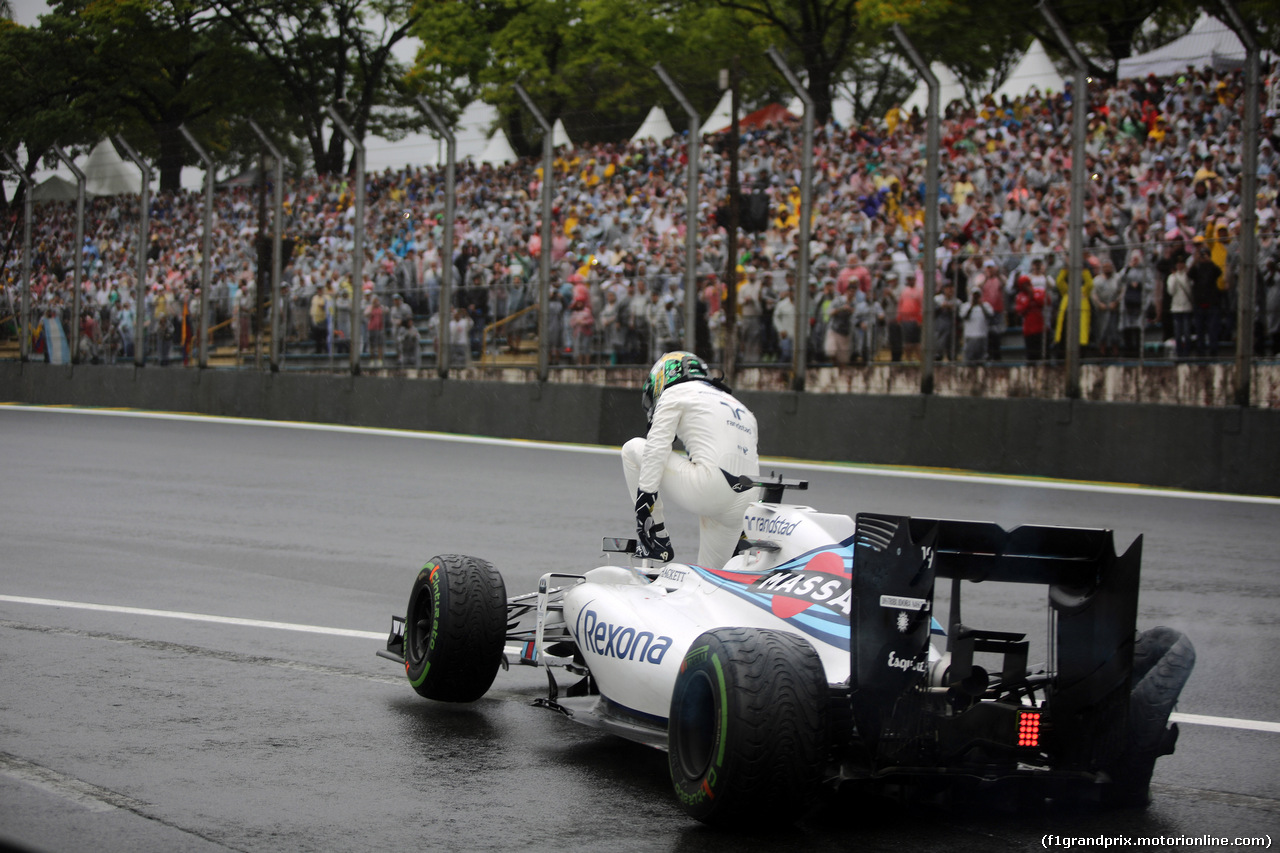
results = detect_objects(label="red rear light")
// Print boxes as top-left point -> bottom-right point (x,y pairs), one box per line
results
1018,711 -> 1041,747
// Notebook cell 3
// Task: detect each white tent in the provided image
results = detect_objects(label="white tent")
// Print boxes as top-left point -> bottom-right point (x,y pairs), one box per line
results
455,100 -> 500,159
5,141 -> 204,198
701,90 -> 733,135
32,175 -> 82,202
179,167 -> 206,193
991,39 -> 1067,101
631,105 -> 675,142
84,139 -> 144,196
477,130 -> 518,166
363,98 -> 503,173
552,118 -> 572,148
1117,14 -> 1251,80
367,131 -> 442,172
903,63 -> 968,115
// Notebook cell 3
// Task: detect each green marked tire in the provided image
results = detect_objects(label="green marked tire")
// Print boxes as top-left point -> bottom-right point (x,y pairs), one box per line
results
404,554 -> 507,703
667,627 -> 830,826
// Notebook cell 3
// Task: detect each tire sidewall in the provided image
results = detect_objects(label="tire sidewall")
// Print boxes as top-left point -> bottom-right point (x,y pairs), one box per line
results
668,633 -> 735,821
405,559 -> 446,691
668,627 -> 830,825
1104,626 -> 1195,806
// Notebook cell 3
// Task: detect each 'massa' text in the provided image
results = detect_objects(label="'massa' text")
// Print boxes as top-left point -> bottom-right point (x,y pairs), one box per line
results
749,570 -> 852,615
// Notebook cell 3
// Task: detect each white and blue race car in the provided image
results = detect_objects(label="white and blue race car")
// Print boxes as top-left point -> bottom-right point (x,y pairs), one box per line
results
378,477 -> 1194,825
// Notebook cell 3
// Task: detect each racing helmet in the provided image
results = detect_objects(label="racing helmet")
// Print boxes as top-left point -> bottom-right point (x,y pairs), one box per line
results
642,351 -> 708,422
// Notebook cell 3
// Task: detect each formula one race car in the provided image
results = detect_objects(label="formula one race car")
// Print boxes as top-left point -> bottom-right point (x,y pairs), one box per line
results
377,477 -> 1194,825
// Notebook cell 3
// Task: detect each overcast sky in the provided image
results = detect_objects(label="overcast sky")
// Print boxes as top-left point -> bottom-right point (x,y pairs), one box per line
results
9,0 -> 49,27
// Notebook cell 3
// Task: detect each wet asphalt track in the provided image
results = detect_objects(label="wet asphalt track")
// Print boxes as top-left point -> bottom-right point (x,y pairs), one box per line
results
1,405 -> 1278,853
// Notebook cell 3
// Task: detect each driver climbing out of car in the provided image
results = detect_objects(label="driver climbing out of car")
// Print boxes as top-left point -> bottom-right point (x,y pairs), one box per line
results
623,351 -> 761,569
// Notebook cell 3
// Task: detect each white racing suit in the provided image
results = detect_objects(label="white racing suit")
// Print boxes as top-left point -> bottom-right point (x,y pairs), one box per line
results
622,380 -> 761,568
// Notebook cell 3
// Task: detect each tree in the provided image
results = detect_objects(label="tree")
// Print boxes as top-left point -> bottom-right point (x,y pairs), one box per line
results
878,0 -> 1273,89
859,0 -> 1030,105
409,0 -> 766,154
2,0 -> 276,192
0,17 -> 90,176
864,0 -> 1218,94
695,0 -> 865,127
1022,0 -> 1195,81
70,0 -> 275,191
837,47 -> 915,127
211,0 -> 422,174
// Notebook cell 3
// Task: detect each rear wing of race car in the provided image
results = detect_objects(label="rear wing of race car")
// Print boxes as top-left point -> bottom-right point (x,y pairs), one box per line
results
850,513 -> 1141,774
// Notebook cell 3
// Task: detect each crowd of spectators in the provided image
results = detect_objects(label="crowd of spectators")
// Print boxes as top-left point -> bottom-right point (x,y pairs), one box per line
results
3,63 -> 1280,368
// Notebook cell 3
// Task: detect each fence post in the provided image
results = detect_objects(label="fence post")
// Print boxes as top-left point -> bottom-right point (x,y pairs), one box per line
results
51,148 -> 87,364
891,26 -> 940,393
1221,0 -> 1260,407
114,136 -> 152,368
514,83 -> 554,382
3,154 -> 33,363
178,127 -> 216,369
765,48 -> 815,392
248,120 -> 286,373
325,106 -> 365,376
417,96 -> 456,379
652,63 -> 702,359
1038,2 -> 1087,399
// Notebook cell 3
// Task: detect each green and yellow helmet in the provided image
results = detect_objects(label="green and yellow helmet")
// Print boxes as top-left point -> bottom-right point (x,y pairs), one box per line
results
642,351 -> 708,422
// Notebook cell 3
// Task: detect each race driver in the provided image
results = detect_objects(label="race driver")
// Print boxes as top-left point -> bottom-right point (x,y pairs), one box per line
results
622,351 -> 761,568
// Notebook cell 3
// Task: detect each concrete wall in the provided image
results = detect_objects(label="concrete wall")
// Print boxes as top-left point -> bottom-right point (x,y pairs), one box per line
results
3,362 -> 1277,496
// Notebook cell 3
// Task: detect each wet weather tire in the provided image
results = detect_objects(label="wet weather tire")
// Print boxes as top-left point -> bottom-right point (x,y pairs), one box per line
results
1105,627 -> 1196,807
667,627 -> 829,826
404,555 -> 507,703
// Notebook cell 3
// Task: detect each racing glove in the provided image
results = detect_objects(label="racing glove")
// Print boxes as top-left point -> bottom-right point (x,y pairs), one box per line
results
634,489 -> 674,562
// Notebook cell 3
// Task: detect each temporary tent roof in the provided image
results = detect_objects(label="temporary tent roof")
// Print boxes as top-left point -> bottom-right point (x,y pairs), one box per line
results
703,99 -> 797,134
364,98 -> 503,172
632,106 -> 675,142
1117,14 -> 1253,80
4,141 -> 203,199
740,103 -> 797,129
455,99 -> 501,160
84,139 -> 144,196
367,131 -> 442,171
991,39 -> 1067,101
32,175 -> 83,202
477,130 -> 518,166
218,166 -> 263,188
903,63 -> 968,115
701,90 -> 732,135
552,118 -> 572,148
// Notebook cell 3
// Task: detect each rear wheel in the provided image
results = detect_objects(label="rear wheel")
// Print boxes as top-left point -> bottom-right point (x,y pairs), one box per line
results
1104,627 -> 1196,806
404,554 -> 507,702
667,627 -> 829,826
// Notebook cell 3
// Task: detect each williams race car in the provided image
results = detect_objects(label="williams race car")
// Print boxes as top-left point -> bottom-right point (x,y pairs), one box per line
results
377,477 -> 1194,825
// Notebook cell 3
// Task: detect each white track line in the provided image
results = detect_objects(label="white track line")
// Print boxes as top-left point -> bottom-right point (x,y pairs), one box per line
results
1170,713 -> 1280,734
0,753 -> 146,813
2,594 -> 1276,736
0,595 -> 384,641
4,404 -> 1278,504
